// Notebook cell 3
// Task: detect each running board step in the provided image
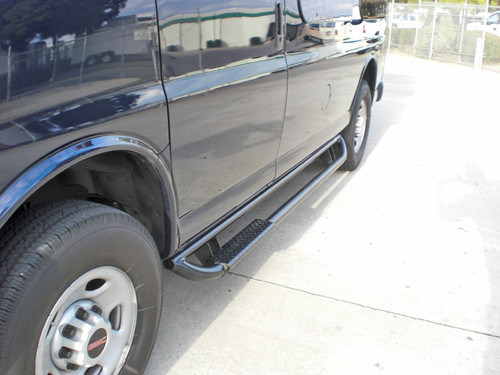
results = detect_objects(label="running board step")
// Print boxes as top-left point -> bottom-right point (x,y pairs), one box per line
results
208,219 -> 273,265
166,136 -> 347,281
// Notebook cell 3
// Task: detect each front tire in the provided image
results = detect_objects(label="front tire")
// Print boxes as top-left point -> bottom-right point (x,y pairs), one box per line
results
0,200 -> 162,375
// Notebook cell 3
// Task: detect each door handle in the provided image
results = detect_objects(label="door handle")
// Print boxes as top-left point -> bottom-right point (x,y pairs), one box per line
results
275,0 -> 284,51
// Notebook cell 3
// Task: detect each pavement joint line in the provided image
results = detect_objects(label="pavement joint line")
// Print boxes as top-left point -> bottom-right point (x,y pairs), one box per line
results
229,271 -> 500,340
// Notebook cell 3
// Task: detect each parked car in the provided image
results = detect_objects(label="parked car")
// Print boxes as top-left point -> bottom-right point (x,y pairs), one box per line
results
0,0 -> 387,373
391,13 -> 424,29
467,11 -> 500,36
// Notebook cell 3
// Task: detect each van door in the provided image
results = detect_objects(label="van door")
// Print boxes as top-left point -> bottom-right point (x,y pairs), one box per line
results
157,0 -> 288,242
277,0 -> 368,177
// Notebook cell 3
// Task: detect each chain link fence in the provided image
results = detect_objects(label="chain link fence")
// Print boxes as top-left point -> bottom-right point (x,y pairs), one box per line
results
388,1 -> 500,70
0,41 -> 75,100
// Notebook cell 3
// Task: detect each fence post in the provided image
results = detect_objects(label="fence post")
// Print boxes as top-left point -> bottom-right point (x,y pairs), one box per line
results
477,0 -> 490,70
458,0 -> 468,63
413,0 -> 421,56
79,31 -> 88,83
6,45 -> 12,101
429,0 -> 438,59
197,8 -> 203,71
150,28 -> 160,81
474,37 -> 483,70
387,0 -> 395,54
50,39 -> 58,82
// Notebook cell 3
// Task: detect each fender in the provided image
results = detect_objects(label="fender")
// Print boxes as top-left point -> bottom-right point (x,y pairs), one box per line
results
0,134 -> 178,256
350,55 -> 378,114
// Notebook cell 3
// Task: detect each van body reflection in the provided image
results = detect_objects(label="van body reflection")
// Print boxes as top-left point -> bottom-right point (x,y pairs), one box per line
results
0,0 -> 167,156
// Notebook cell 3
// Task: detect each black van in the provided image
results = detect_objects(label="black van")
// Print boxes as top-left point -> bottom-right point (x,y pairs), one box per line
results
0,0 -> 387,373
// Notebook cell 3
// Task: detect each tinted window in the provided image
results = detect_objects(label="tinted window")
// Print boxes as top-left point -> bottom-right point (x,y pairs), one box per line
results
157,0 -> 282,77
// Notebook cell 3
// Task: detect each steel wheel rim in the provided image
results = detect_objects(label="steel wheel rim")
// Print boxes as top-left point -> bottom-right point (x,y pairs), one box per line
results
35,266 -> 137,375
354,100 -> 367,153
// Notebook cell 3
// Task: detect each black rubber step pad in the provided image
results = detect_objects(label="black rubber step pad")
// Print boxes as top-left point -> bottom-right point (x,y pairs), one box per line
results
209,219 -> 272,265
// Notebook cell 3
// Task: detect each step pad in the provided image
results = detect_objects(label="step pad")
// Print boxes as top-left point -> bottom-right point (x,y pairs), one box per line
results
208,219 -> 272,265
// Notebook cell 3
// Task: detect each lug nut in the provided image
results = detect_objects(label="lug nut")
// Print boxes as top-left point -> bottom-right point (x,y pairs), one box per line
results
62,324 -> 77,339
75,307 -> 89,321
66,363 -> 79,371
90,305 -> 102,315
58,347 -> 72,359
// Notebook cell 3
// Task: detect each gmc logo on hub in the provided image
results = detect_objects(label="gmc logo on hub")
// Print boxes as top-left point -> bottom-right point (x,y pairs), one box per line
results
88,336 -> 107,352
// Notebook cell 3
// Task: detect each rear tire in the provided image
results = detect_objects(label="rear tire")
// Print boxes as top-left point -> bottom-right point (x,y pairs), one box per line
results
101,52 -> 114,64
0,200 -> 162,375
341,80 -> 372,171
85,55 -> 100,66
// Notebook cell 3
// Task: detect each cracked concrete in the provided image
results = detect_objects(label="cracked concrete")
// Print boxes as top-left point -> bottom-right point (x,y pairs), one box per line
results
144,54 -> 500,374
231,272 -> 500,340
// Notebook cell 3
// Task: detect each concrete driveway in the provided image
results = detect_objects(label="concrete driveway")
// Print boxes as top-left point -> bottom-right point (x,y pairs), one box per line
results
145,54 -> 500,375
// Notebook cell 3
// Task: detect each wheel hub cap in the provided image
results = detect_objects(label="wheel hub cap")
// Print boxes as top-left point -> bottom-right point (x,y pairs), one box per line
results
35,266 -> 137,375
354,101 -> 367,153
51,301 -> 111,370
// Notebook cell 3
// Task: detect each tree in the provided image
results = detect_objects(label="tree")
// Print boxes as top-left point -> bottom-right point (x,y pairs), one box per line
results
0,0 -> 128,52
0,0 -> 42,51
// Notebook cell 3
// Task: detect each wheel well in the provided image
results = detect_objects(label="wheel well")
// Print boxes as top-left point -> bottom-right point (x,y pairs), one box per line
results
21,151 -> 169,256
362,59 -> 377,102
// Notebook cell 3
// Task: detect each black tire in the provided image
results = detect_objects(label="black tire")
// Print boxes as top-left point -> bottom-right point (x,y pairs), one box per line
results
0,200 -> 162,375
341,80 -> 372,171
85,55 -> 100,66
101,52 -> 114,64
